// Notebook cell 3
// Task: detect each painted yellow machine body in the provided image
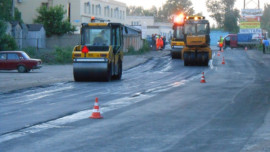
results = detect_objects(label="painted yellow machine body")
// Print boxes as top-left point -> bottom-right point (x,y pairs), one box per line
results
181,16 -> 212,66
72,21 -> 124,81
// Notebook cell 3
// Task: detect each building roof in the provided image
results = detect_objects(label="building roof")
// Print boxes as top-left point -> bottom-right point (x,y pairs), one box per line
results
125,25 -> 141,33
10,21 -> 21,28
27,24 -> 44,31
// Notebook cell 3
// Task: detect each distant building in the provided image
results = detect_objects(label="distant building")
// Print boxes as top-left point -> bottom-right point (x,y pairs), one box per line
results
26,24 -> 46,48
15,0 -> 127,32
9,21 -> 23,49
125,16 -> 154,26
125,16 -> 173,40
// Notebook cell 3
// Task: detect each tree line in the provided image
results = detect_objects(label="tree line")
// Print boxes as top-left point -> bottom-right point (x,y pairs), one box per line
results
127,0 -> 270,35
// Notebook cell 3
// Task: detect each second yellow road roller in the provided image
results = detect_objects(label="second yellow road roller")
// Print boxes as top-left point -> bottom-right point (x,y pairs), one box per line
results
72,18 -> 125,81
182,16 -> 212,66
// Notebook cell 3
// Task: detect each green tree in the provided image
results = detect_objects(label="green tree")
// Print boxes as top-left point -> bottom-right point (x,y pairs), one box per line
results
127,6 -> 145,16
127,6 -> 158,16
158,0 -> 194,22
0,0 -> 12,21
224,9 -> 240,33
0,0 -> 23,22
0,20 -> 17,51
34,5 -> 76,36
261,4 -> 270,37
206,0 -> 240,32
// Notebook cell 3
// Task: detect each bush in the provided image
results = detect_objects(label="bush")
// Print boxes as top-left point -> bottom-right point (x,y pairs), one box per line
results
54,47 -> 72,64
138,39 -> 151,53
23,47 -> 72,64
0,34 -> 17,51
23,47 -> 37,57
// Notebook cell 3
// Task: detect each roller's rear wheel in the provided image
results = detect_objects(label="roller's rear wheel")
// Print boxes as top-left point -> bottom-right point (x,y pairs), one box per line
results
115,61 -> 122,80
105,63 -> 111,82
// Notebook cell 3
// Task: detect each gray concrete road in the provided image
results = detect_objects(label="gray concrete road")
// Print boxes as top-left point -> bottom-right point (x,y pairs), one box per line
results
0,47 -> 270,152
0,51 -> 166,93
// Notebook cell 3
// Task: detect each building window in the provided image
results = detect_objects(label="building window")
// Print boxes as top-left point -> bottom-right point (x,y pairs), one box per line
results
132,21 -> 139,26
88,3 -> 91,14
84,2 -> 89,14
120,10 -> 122,19
41,2 -> 48,8
104,6 -> 109,17
92,4 -> 95,15
111,8 -> 113,18
96,5 -> 98,15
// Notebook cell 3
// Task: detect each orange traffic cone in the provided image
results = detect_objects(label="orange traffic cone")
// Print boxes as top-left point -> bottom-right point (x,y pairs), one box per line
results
245,46 -> 247,51
200,72 -> 206,83
217,51 -> 220,56
90,97 -> 103,119
222,57 -> 225,65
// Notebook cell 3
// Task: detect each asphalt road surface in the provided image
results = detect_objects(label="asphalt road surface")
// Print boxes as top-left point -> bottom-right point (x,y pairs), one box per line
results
0,47 -> 270,152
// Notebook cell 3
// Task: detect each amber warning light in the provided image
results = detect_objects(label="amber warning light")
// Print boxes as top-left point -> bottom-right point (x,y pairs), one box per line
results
174,14 -> 184,23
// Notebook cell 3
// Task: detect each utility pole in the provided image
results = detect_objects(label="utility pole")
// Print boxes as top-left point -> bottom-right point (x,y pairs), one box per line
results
11,0 -> 15,18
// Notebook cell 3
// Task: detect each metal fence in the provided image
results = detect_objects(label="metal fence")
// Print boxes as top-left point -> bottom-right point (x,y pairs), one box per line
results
123,35 -> 143,52
14,38 -> 46,49
14,34 -> 143,52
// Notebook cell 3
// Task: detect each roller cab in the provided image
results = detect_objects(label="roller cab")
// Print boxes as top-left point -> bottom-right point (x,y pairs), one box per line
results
182,16 -> 212,66
72,21 -> 124,81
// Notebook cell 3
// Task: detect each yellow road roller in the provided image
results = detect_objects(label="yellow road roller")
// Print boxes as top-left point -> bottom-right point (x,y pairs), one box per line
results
182,16 -> 212,66
171,14 -> 185,59
72,19 -> 124,81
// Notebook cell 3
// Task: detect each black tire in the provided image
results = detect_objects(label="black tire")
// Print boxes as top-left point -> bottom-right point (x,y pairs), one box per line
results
105,63 -> 111,82
197,53 -> 203,66
202,53 -> 209,66
115,60 -> 122,80
190,52 -> 195,66
171,52 -> 176,59
17,65 -> 26,73
183,53 -> 189,66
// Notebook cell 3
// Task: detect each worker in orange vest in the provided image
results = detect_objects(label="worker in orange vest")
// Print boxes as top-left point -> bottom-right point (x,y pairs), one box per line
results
156,35 -> 160,50
160,36 -> 164,50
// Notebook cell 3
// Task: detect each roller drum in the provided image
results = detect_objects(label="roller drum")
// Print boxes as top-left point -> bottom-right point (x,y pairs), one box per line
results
73,58 -> 110,81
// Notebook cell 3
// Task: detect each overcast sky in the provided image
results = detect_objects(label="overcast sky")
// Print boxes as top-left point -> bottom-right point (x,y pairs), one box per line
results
117,0 -> 269,24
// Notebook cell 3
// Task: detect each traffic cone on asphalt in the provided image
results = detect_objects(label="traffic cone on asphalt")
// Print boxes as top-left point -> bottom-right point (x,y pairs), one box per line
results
222,57 -> 226,65
90,97 -> 103,119
200,72 -> 206,83
245,46 -> 247,51
217,51 -> 220,56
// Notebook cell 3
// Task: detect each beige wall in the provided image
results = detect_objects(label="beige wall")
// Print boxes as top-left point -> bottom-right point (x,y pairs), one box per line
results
16,0 -> 127,28
52,0 -> 81,27
15,0 -> 50,24
80,0 -> 127,24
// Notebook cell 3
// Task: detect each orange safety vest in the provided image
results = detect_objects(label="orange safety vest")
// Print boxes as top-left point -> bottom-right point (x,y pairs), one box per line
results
156,38 -> 160,49
160,38 -> 164,48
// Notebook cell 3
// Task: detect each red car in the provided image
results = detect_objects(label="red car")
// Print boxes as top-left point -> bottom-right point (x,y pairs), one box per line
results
0,51 -> 42,73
